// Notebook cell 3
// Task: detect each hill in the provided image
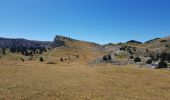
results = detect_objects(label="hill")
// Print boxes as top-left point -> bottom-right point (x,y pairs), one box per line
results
140,36 -> 170,52
48,35 -> 104,63
0,35 -> 170,66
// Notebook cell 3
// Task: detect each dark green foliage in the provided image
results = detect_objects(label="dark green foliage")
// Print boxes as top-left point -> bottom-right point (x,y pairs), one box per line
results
146,59 -> 152,64
157,61 -> 167,69
129,55 -> 134,59
120,46 -> 127,50
160,40 -> 167,43
119,46 -> 136,54
2,48 -> 6,55
126,40 -> 142,44
134,57 -> 141,63
60,57 -> 63,62
159,52 -> 167,61
146,49 -> 149,52
165,45 -> 169,48
149,52 -> 170,62
20,58 -> 24,62
9,46 -> 47,57
166,53 -> 170,63
103,55 -> 112,61
39,57 -> 44,62
76,55 -> 79,58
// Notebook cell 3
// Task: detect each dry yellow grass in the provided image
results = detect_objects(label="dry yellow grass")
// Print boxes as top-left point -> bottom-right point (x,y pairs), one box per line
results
0,61 -> 170,100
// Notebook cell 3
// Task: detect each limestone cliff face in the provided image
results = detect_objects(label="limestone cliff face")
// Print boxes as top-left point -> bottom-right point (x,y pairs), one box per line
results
52,35 -> 65,47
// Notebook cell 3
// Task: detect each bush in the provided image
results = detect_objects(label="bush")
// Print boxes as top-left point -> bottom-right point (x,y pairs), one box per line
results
2,48 -> 6,55
103,55 -> 112,61
134,57 -> 141,63
146,59 -> 152,64
60,57 -> 63,62
157,61 -> 167,69
160,40 -> 167,43
20,58 -> 24,62
46,61 -> 56,64
166,53 -> 170,63
120,46 -> 127,50
39,57 -> 44,62
129,55 -> 134,59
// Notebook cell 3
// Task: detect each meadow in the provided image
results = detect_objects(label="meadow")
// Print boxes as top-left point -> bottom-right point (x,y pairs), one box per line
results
0,61 -> 170,100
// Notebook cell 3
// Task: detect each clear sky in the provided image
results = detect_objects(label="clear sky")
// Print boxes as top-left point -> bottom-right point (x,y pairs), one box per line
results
0,0 -> 170,44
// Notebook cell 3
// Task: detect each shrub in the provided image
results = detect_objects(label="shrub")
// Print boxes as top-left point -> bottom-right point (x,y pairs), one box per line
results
103,55 -> 112,61
60,57 -> 63,62
165,45 -> 169,48
2,48 -> 6,55
166,53 -> 170,62
160,40 -> 167,43
39,57 -> 44,62
76,55 -> 79,58
20,58 -> 24,62
129,55 -> 134,59
146,59 -> 152,64
159,52 -> 167,61
146,49 -> 149,52
157,61 -> 167,69
46,61 -> 56,64
134,57 -> 141,63
120,46 -> 127,50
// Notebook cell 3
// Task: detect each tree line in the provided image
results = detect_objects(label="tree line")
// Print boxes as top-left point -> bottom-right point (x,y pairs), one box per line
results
0,46 -> 47,57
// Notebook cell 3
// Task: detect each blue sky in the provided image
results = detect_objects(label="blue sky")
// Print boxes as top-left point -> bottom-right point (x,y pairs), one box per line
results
0,0 -> 170,44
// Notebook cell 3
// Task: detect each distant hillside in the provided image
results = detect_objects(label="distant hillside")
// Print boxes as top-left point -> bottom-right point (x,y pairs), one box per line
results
0,35 -> 170,64
126,40 -> 142,44
50,35 -> 103,63
0,37 -> 52,48
139,36 -> 170,52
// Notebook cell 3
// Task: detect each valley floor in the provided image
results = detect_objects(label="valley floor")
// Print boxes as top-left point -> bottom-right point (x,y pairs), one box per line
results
0,61 -> 170,100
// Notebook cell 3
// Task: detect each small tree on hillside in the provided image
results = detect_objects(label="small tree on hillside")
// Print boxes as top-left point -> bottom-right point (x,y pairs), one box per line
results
159,52 -> 167,61
20,58 -> 24,62
146,59 -> 152,64
76,55 -> 79,58
129,55 -> 134,59
134,57 -> 141,63
157,61 -> 167,69
2,48 -> 6,55
40,57 -> 44,62
166,53 -> 170,63
60,57 -> 63,62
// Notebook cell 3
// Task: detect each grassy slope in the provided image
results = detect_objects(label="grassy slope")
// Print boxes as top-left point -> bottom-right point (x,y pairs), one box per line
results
0,38 -> 104,64
138,36 -> 170,52
0,61 -> 170,100
48,39 -> 104,64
